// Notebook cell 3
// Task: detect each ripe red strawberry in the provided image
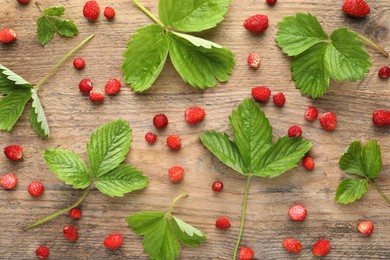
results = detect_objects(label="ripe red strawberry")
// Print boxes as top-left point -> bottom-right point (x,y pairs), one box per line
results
312,239 -> 330,257
283,238 -> 302,254
63,225 -> 78,241
288,125 -> 302,138
104,6 -> 116,19
168,166 -> 185,183
215,217 -> 231,229
239,247 -> 254,260
342,0 -> 370,17
273,92 -> 285,107
372,110 -> 390,127
252,86 -> 271,102
105,78 -> 121,95
320,112 -> 337,131
288,204 -> 307,221
167,135 -> 182,150
17,0 -> 30,4
104,234 -> 123,249
69,208 -> 82,219
212,181 -> 224,192
243,14 -> 269,33
378,66 -> 390,79
28,181 -> 44,197
83,1 -> 100,21
185,107 -> 206,124
247,52 -> 261,69
35,246 -> 49,259
89,89 -> 105,103
145,132 -> 157,144
0,173 -> 18,190
4,145 -> 23,161
304,106 -> 319,121
153,114 -> 168,129
266,0 -> 277,5
79,79 -> 93,94
0,28 -> 16,44
302,156 -> 315,171
73,57 -> 85,70
358,220 -> 374,237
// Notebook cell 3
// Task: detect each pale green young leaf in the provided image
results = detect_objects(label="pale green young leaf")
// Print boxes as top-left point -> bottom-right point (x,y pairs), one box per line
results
171,216 -> 207,247
122,25 -> 169,92
158,0 -> 231,32
43,6 -> 64,16
127,211 -> 165,235
43,149 -> 91,189
30,88 -> 50,138
335,178 -> 368,204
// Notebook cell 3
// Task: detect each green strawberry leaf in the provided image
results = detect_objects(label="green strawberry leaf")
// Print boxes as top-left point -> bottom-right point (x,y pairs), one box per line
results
29,88 -> 50,139
43,6 -> 65,16
335,178 -> 369,204
127,211 -> 166,235
171,216 -> 207,247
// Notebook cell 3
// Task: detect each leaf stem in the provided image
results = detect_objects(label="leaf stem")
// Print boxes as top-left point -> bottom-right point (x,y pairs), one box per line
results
233,175 -> 252,260
132,0 -> 165,28
35,34 -> 95,90
167,192 -> 189,215
356,33 -> 389,58
24,186 -> 91,230
369,179 -> 390,206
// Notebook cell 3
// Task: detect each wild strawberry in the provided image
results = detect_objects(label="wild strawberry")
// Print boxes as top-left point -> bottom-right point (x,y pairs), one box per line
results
288,204 -> 307,221
266,0 -> 277,5
358,220 -> 374,237
243,14 -> 269,33
312,239 -> 330,257
153,114 -> 168,129
0,173 -> 17,190
28,181 -> 44,197
304,106 -> 319,121
320,112 -> 337,131
215,217 -> 231,229
73,57 -> 85,70
168,166 -> 185,183
35,246 -> 49,259
212,181 -> 224,192
69,208 -> 82,219
342,0 -> 370,17
247,52 -> 261,69
63,224 -> 78,241
104,234 -> 123,249
105,78 -> 121,95
83,1 -> 100,21
104,6 -> 116,19
17,0 -> 30,4
4,145 -> 23,161
145,132 -> 157,144
79,79 -> 93,94
283,238 -> 302,254
89,89 -> 105,103
273,92 -> 285,107
166,134 -> 181,150
288,125 -> 302,138
239,247 -> 254,260
302,156 -> 315,171
378,66 -> 390,79
372,110 -> 390,127
185,107 -> 206,124
252,86 -> 271,102
0,28 -> 16,44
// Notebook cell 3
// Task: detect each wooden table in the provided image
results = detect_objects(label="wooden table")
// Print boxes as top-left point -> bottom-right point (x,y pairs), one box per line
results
1,0 -> 389,259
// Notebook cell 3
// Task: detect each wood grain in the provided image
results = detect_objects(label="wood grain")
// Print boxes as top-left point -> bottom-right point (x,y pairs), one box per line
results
1,0 -> 389,259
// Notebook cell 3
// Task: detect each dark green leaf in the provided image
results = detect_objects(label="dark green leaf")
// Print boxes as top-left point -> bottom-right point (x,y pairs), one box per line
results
43,6 -> 64,16
127,211 -> 165,235
335,178 -> 368,204
50,17 -> 78,37
37,17 -> 54,45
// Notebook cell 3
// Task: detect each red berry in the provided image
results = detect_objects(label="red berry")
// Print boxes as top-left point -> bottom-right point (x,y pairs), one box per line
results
168,166 -> 185,183
153,114 -> 168,129
83,1 -> 100,21
283,238 -> 302,254
28,181 -> 44,197
287,125 -> 302,138
273,92 -> 285,107
247,52 -> 261,69
105,78 -> 121,95
342,0 -> 370,18
358,220 -> 374,237
239,247 -> 254,260
35,246 -> 49,259
4,145 -> 23,161
79,79 -> 93,94
166,135 -> 182,150
288,204 -> 307,221
312,239 -> 330,257
378,66 -> 390,79
252,86 -> 271,102
302,156 -> 315,171
17,0 -> 30,4
63,224 -> 78,241
185,107 -> 206,124
145,132 -> 157,144
0,28 -> 16,44
104,6 -> 116,19
212,181 -> 224,192
104,234 -> 123,249
372,110 -> 390,127
266,0 -> 277,5
243,14 -> 269,33
89,90 -> 105,103
73,57 -> 85,70
319,112 -> 337,131
0,173 -> 17,190
304,106 -> 319,121
215,217 -> 231,229
69,208 -> 82,219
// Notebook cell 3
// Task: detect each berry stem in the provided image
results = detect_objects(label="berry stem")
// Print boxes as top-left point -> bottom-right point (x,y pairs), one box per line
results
369,180 -> 390,206
24,186 -> 91,230
35,34 -> 95,91
132,0 -> 165,28
233,174 -> 252,260
167,192 -> 189,215
356,33 -> 389,58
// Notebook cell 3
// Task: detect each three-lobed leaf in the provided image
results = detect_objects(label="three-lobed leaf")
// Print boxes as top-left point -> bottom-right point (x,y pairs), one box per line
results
336,178 -> 368,204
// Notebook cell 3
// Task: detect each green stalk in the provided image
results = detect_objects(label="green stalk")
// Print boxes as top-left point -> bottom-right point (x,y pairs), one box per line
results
167,192 -> 189,216
24,186 -> 91,230
369,180 -> 390,206
356,33 -> 389,58
132,0 -> 165,28
233,175 -> 252,260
